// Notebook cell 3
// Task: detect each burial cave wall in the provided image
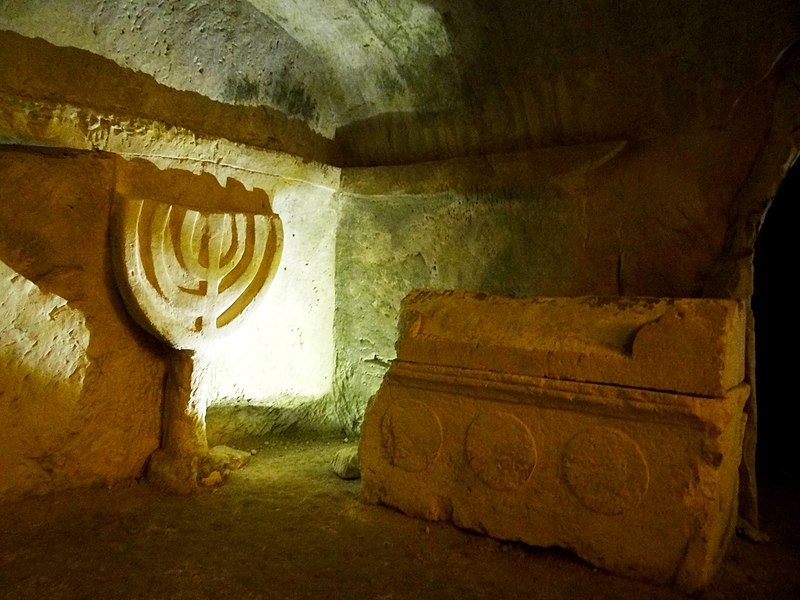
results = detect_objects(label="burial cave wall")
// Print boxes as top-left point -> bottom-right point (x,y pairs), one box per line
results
332,54 -> 799,531
331,122 -> 771,433
0,141 -> 340,500
1,5 -> 798,511
2,1 -> 798,165
0,32 -> 345,500
0,96 -> 342,503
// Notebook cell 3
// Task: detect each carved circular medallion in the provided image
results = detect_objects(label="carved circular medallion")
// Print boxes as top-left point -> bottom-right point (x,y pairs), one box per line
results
466,411 -> 537,491
562,427 -> 649,516
380,398 -> 442,473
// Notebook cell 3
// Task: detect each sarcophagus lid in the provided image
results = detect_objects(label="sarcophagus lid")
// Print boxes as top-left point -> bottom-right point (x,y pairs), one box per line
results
396,290 -> 745,397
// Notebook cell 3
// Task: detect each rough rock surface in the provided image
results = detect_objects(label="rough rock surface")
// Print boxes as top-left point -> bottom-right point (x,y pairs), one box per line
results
0,33 -> 342,441
206,445 -> 253,473
332,129 -> 762,433
199,470 -> 224,487
4,438 -> 798,599
2,1 -> 797,160
111,158 -> 284,492
395,291 -> 746,397
111,158 -> 284,350
360,292 -> 749,591
0,148 -> 166,500
0,143 -> 337,500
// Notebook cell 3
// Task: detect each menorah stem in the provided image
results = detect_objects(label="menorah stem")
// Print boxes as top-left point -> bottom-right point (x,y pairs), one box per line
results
147,349 -> 210,493
163,350 -> 209,457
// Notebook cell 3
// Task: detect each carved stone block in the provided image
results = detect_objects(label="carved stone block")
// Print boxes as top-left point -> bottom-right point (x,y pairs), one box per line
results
359,291 -> 748,591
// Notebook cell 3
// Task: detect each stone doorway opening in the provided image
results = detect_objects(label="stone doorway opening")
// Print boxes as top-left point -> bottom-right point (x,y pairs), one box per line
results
753,158 -> 799,484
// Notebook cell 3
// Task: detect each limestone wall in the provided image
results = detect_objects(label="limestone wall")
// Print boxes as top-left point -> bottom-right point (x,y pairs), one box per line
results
1,7 -> 798,510
332,126 -> 766,432
0,33 -> 341,497
3,1 -> 798,164
0,148 -> 165,499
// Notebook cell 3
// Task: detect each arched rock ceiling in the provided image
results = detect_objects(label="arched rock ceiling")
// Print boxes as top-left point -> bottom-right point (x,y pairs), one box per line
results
1,0 -> 463,137
1,0 -> 799,164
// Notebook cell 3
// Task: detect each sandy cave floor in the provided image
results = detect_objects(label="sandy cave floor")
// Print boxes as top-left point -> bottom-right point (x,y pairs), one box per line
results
1,437 -> 798,600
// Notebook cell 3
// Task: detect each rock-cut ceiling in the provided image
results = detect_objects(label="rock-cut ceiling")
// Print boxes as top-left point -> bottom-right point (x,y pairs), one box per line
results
1,0 -> 799,164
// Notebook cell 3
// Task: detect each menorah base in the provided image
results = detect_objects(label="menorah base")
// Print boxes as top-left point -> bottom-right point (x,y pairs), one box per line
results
147,449 -> 204,494
146,445 -> 254,494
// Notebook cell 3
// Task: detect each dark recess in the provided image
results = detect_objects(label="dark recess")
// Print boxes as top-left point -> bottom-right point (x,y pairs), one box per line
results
753,158 -> 798,484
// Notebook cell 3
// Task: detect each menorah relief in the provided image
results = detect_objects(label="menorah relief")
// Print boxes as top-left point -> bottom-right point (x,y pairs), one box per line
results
116,196 -> 281,348
111,158 -> 283,492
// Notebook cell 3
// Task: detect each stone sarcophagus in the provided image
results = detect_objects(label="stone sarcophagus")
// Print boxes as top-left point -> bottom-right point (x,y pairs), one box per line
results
359,291 -> 748,591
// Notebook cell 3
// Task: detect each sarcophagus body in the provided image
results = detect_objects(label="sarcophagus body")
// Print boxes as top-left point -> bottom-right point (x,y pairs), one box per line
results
359,291 -> 748,591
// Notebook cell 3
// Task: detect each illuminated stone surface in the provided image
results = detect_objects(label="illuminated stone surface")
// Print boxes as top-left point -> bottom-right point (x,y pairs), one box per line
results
0,32 -> 341,443
0,258 -> 90,496
112,158 -> 283,350
1,1 -> 796,161
0,140 -> 337,501
393,292 -> 745,397
0,150 -> 165,501
360,291 -> 748,591
111,158 -> 283,492
0,2 -> 797,531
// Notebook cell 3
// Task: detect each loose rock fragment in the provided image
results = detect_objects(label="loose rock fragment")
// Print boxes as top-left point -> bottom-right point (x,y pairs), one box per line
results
331,447 -> 361,480
200,470 -> 223,487
207,445 -> 252,471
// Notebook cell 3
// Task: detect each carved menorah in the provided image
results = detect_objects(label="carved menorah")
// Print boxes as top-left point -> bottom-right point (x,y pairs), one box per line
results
117,197 -> 281,346
111,159 -> 282,491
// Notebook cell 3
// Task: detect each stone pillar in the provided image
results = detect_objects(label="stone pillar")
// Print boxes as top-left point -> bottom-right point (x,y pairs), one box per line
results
161,350 -> 208,458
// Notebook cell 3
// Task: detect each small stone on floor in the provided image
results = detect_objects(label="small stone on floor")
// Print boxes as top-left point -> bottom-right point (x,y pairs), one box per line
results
208,445 -> 252,471
200,470 -> 223,487
331,447 -> 361,480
